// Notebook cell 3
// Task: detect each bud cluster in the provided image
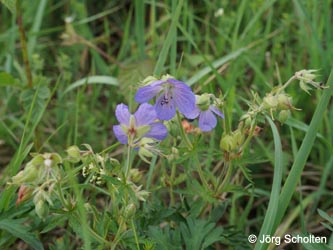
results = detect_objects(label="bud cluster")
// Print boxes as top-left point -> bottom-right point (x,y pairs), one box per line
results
70,144 -> 120,186
10,153 -> 62,219
220,69 -> 327,156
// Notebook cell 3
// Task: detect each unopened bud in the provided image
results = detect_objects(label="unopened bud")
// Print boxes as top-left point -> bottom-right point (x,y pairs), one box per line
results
277,93 -> 292,110
66,145 -> 81,163
129,169 -> 142,182
278,110 -> 291,124
35,200 -> 49,220
141,76 -> 158,86
16,185 -> 33,206
167,147 -> 179,162
123,203 -> 136,218
11,163 -> 39,185
220,133 -> 236,152
233,129 -> 245,146
263,94 -> 278,109
196,94 -> 211,111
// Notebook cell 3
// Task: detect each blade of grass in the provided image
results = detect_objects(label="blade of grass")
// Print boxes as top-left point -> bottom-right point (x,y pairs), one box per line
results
153,0 -> 183,76
27,0 -> 47,54
254,117 -> 283,250
135,0 -> 145,59
273,67 -> 333,233
62,75 -> 118,95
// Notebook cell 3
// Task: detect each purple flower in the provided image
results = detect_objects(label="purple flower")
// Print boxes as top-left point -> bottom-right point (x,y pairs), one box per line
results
135,77 -> 196,120
113,103 -> 168,145
190,94 -> 224,132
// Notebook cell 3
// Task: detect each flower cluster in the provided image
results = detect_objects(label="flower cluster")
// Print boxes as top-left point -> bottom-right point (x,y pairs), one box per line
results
113,74 -> 224,147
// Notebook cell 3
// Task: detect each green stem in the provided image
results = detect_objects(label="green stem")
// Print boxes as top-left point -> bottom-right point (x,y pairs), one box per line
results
99,142 -> 120,154
169,162 -> 176,206
176,111 -> 193,150
16,0 -> 33,88
56,181 -> 69,209
125,145 -> 132,178
131,219 -> 140,250
111,217 -> 125,250
217,161 -> 233,194
275,75 -> 296,94
194,154 -> 210,190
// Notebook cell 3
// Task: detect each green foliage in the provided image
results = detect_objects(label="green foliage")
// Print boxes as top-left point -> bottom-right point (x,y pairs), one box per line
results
0,218 -> 43,250
0,0 -> 16,14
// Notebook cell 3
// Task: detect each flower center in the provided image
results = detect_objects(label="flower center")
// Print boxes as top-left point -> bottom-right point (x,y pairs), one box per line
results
160,85 -> 173,106
128,127 -> 136,137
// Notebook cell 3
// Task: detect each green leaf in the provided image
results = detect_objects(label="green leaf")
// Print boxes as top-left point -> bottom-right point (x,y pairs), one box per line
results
180,218 -> 225,250
254,117 -> 283,250
148,225 -> 182,250
63,75 -> 118,95
0,218 -> 44,250
318,209 -> 333,225
20,85 -> 50,121
0,72 -> 20,87
0,0 -> 16,14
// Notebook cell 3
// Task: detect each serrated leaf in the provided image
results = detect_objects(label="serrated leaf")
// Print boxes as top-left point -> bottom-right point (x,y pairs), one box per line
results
0,218 -> 44,250
180,218 -> 225,250
1,0 -> 16,14
40,215 -> 67,234
20,85 -> 50,121
148,225 -> 182,250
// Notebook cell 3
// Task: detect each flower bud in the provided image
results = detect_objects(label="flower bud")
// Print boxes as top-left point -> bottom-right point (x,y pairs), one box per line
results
16,185 -> 33,206
167,147 -> 179,162
141,76 -> 158,86
277,110 -> 290,124
123,203 -> 136,219
35,199 -> 49,220
263,94 -> 278,109
129,169 -> 142,182
66,145 -> 81,163
277,93 -> 292,110
233,129 -> 245,146
11,163 -> 39,185
196,94 -> 211,111
220,133 -> 236,152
